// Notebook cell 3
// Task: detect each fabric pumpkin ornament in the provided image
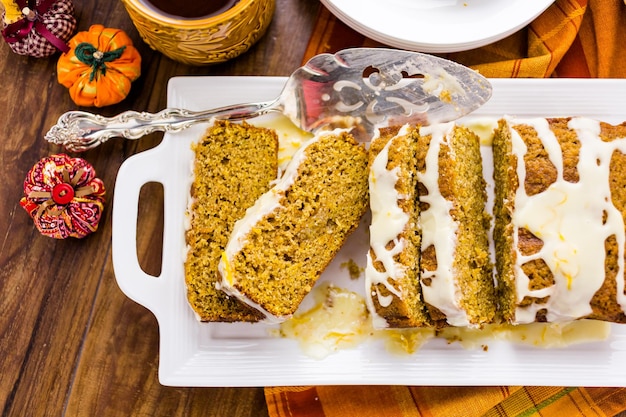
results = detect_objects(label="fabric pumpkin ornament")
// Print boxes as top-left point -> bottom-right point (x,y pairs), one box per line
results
20,153 -> 106,239
0,0 -> 76,58
57,24 -> 141,107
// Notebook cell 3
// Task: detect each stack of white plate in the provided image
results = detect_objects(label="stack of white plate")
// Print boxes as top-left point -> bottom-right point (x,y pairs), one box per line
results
320,0 -> 555,53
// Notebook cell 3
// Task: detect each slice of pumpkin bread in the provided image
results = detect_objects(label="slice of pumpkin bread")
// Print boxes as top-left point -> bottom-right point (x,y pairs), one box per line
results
184,120 -> 278,322
218,129 -> 369,322
366,125 -> 431,329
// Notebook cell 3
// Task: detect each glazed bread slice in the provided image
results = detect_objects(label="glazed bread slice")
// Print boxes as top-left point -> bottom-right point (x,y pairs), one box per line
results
366,125 -> 431,329
416,122 -> 496,328
218,129 -> 369,322
184,120 -> 278,322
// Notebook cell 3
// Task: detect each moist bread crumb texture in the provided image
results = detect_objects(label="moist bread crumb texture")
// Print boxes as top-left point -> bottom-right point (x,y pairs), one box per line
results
416,123 -> 496,328
440,124 -> 496,327
184,120 -> 278,322
220,130 -> 369,321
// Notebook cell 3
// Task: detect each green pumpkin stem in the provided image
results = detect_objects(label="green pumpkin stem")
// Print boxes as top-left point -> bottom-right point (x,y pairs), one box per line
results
74,42 -> 127,82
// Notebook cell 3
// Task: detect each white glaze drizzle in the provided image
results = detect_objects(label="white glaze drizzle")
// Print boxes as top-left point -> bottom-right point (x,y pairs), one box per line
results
365,124 -> 411,329
508,117 -> 626,323
417,122 -> 470,327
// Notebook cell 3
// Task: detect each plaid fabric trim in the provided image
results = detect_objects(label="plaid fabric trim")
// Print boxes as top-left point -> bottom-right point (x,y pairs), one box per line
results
265,386 -> 626,417
306,0 -> 626,78
3,0 -> 76,58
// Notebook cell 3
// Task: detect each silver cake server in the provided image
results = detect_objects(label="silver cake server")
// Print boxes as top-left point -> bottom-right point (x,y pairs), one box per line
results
45,47 -> 492,152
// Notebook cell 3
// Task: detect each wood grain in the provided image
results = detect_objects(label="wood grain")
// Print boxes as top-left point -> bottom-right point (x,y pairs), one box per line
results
0,1 -> 319,415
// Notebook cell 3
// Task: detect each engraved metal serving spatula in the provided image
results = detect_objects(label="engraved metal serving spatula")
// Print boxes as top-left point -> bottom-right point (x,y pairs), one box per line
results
45,47 -> 492,152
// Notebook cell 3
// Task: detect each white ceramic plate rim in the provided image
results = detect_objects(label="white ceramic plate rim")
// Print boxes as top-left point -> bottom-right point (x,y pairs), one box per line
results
112,76 -> 626,387
320,0 -> 556,53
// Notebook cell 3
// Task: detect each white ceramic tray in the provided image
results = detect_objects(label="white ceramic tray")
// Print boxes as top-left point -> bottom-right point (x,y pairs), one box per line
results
320,0 -> 555,53
112,76 -> 626,387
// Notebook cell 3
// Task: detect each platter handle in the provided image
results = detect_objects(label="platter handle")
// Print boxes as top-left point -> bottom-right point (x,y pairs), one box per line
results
112,146 -> 168,312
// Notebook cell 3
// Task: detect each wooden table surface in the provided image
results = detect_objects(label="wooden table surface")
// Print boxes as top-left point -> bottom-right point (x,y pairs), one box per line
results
0,1 -> 319,415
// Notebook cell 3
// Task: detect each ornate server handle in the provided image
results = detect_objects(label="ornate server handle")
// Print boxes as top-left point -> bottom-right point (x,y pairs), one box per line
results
45,100 -> 279,152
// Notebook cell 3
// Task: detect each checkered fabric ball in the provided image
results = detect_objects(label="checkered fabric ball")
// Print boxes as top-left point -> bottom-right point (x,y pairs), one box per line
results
1,0 -> 77,58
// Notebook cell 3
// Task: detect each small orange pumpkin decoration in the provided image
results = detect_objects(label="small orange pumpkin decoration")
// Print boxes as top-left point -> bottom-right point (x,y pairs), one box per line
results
57,24 -> 141,107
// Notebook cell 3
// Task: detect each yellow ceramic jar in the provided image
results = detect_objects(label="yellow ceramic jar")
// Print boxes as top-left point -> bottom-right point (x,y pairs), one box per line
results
119,0 -> 275,65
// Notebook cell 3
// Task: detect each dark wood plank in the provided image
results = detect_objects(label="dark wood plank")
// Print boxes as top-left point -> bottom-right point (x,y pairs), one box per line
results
0,0 -> 319,415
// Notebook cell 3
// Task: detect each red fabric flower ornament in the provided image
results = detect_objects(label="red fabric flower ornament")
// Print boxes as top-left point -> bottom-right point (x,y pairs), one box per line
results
20,154 -> 106,239
1,0 -> 77,58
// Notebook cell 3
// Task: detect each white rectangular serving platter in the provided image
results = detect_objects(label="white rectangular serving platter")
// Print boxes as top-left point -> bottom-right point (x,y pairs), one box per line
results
112,76 -> 626,387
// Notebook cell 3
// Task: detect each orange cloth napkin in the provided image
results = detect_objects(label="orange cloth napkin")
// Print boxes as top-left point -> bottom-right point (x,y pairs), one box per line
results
265,1 -> 626,416
302,0 -> 626,78
266,386 -> 626,417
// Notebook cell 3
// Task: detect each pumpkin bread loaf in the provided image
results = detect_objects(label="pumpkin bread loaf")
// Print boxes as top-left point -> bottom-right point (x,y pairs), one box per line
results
185,117 -> 626,328
218,129 -> 369,322
184,120 -> 278,322
493,117 -> 626,324
366,125 -> 431,329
